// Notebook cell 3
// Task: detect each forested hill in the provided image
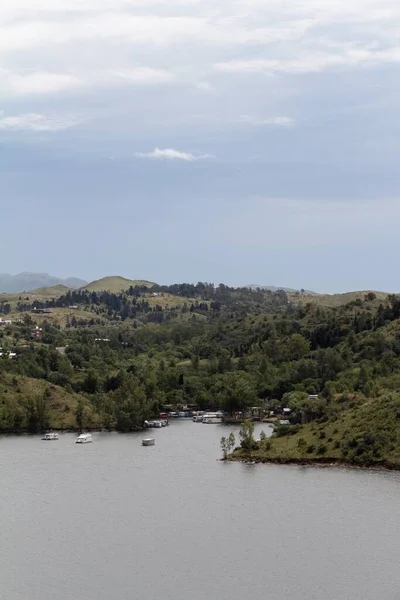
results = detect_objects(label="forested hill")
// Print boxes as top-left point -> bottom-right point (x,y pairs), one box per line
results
1,283 -> 400,467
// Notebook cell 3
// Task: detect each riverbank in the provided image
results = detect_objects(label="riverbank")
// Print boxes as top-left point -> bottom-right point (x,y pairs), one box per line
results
225,454 -> 400,472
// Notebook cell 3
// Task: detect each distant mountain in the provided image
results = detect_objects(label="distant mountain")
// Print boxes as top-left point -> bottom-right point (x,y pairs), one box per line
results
246,284 -> 316,293
81,276 -> 155,293
0,273 -> 88,294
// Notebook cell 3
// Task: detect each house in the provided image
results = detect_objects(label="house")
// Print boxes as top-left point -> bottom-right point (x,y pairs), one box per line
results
308,394 -> 319,400
31,326 -> 43,340
0,349 -> 17,359
283,407 -> 291,415
0,318 -> 12,326
31,308 -> 53,314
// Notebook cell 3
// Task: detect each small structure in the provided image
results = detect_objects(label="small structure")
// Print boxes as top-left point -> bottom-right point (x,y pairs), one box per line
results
31,326 -> 43,340
0,318 -> 12,326
308,394 -> 319,400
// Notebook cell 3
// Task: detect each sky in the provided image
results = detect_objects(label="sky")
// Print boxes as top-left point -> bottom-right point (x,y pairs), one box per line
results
1,0 -> 400,293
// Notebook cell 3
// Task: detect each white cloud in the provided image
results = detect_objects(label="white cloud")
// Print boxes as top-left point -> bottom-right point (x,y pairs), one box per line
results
0,69 -> 83,96
214,45 -> 400,76
113,67 -> 176,85
0,112 -> 82,131
134,147 -> 211,161
1,0 -> 400,137
238,115 -> 295,127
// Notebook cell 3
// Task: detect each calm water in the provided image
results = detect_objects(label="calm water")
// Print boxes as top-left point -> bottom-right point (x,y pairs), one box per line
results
1,421 -> 400,600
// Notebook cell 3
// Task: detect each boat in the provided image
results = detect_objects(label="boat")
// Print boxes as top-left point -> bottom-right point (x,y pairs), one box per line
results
142,438 -> 155,446
145,419 -> 167,428
42,432 -> 59,441
202,412 -> 223,424
193,415 -> 203,422
75,433 -> 92,444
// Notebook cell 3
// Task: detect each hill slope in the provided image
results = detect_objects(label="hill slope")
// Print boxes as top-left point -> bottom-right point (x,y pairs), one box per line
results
82,276 -> 155,293
231,392 -> 400,469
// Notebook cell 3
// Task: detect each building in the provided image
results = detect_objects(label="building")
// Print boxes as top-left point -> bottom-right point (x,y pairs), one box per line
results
0,318 -> 12,326
31,326 -> 43,340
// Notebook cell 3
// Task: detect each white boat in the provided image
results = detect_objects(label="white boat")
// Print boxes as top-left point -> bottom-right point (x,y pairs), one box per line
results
193,415 -> 203,422
75,433 -> 92,444
202,413 -> 223,424
142,438 -> 155,446
42,432 -> 59,441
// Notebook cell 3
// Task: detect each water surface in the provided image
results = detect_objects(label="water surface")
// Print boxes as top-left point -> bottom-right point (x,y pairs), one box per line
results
1,421 -> 400,600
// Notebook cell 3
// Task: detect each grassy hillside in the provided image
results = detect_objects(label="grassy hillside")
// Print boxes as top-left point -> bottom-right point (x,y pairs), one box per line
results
231,392 -> 400,469
289,290 -> 388,307
29,285 -> 72,298
82,276 -> 155,293
0,373 -> 100,431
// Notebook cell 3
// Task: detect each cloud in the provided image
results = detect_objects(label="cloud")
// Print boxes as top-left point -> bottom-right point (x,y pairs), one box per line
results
134,147 -> 212,161
238,115 -> 295,127
214,46 -> 400,76
0,112 -> 82,131
0,69 -> 83,96
113,67 -> 176,85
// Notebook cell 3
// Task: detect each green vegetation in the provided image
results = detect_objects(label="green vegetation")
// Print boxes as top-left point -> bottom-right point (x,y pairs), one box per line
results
81,276 -> 155,293
231,390 -> 400,468
0,280 -> 400,467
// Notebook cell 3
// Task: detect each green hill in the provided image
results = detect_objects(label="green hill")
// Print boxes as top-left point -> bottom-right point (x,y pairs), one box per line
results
289,290 -> 388,307
82,276 -> 155,293
231,391 -> 400,469
29,285 -> 71,298
0,373 -> 100,432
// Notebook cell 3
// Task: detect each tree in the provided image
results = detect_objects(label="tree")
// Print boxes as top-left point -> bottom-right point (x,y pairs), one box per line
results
214,371 -> 257,414
220,432 -> 236,459
239,420 -> 255,451
75,399 -> 84,430
297,437 -> 307,457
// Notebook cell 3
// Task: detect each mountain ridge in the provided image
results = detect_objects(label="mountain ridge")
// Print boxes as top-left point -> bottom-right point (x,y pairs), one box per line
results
0,273 -> 88,294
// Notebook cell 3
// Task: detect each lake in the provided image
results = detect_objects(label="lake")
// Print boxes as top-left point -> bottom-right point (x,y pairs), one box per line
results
1,420 -> 400,600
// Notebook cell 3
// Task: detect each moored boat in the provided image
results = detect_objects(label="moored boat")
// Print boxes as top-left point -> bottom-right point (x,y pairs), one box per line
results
42,432 -> 59,441
142,438 -> 155,446
202,412 -> 223,424
75,433 -> 92,444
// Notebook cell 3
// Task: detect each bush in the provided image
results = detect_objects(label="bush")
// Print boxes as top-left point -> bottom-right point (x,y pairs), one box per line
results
306,444 -> 315,454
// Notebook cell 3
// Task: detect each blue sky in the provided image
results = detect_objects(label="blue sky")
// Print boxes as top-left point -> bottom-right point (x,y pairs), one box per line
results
1,0 -> 400,293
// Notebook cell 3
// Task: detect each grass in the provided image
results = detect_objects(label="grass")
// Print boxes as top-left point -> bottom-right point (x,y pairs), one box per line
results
0,373 -> 100,431
231,393 -> 400,469
7,307 -> 97,328
288,290 -> 388,308
82,276 -> 156,293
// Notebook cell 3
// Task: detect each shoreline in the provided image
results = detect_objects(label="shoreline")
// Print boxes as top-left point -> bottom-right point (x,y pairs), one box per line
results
225,455 -> 400,472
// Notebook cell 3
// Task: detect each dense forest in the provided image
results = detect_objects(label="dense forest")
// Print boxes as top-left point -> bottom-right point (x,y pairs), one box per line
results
1,283 -> 400,466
